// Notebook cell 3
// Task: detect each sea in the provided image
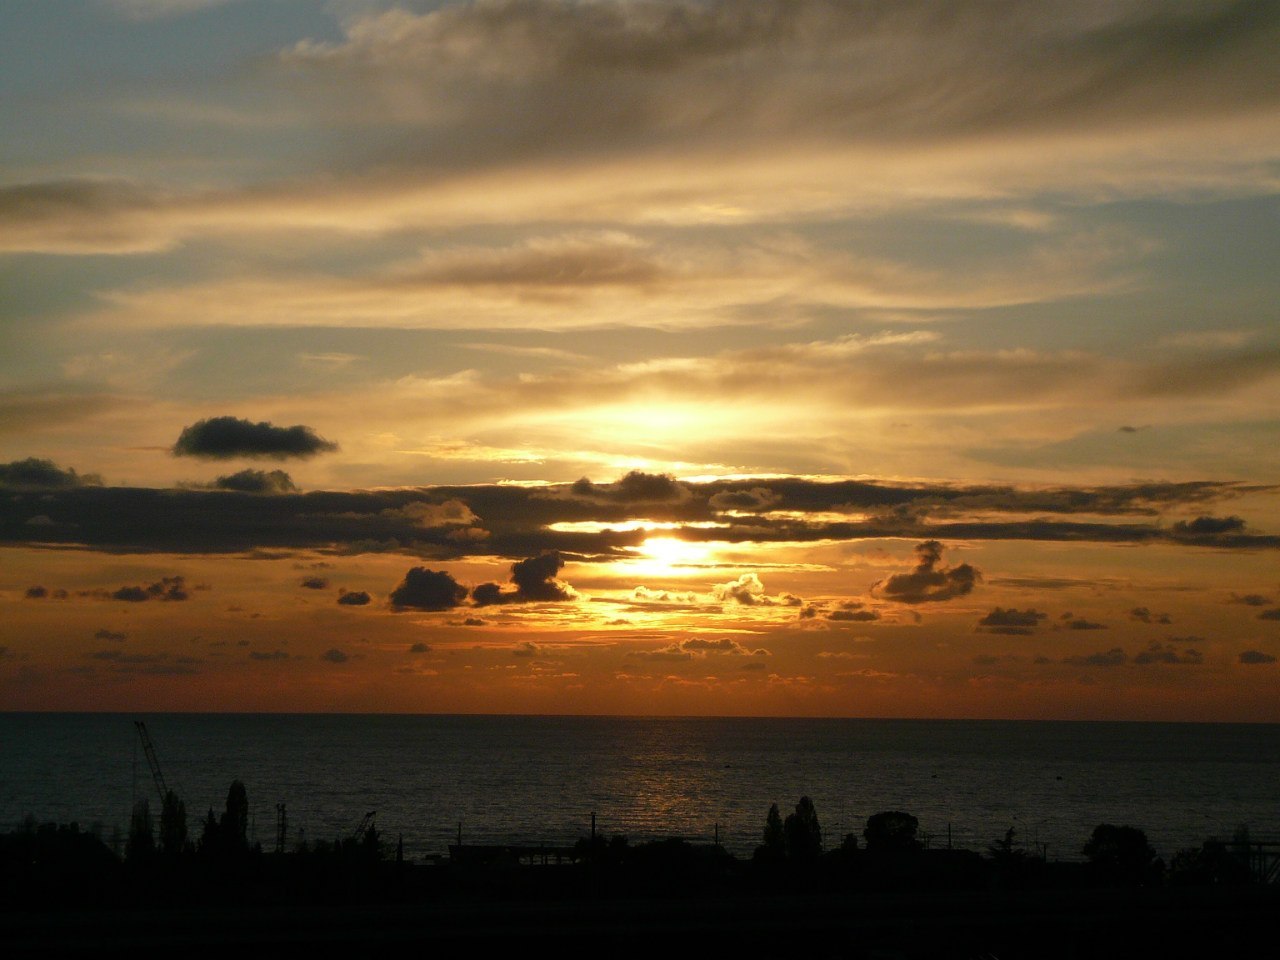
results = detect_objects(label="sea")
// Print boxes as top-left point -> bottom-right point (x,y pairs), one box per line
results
2,714 -> 1277,864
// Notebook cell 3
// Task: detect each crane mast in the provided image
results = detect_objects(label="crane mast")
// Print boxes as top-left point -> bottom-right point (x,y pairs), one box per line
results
134,720 -> 169,805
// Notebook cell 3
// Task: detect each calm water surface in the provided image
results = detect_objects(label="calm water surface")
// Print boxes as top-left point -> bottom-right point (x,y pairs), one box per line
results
2,713 -> 1277,862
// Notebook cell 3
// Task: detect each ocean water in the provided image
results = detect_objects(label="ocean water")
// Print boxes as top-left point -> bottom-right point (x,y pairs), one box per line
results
2,713 -> 1277,863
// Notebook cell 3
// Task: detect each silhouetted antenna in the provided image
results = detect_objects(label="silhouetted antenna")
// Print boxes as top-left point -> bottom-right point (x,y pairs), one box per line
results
275,803 -> 287,855
133,721 -> 168,806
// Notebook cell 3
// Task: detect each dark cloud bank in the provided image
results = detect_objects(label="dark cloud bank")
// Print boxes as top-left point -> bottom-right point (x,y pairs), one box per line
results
1,463 -> 1276,560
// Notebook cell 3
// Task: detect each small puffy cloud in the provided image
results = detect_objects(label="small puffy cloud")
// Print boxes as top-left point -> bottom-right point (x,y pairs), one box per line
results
633,585 -> 698,603
1064,647 -> 1127,667
1230,594 -> 1271,606
512,641 -> 541,658
1134,641 -> 1203,666
25,586 -> 48,599
828,602 -> 880,623
1130,607 -> 1171,624
408,642 -> 432,654
322,648 -> 349,663
0,457 -> 101,488
172,416 -> 338,460
1061,616 -> 1107,630
1171,516 -> 1246,538
472,551 -> 577,605
112,576 -> 189,602
94,629 -> 128,642
977,607 -> 1047,635
337,590 -> 371,606
568,470 -> 686,503
390,567 -> 468,611
249,650 -> 290,661
875,540 -> 979,604
643,637 -> 768,659
300,576 -> 329,590
1239,650 -> 1276,665
712,572 -> 766,605
214,469 -> 298,494
1258,609 -> 1280,621
384,499 -> 479,528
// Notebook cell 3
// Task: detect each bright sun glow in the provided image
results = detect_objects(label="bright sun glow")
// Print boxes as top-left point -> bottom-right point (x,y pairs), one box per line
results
630,536 -> 720,576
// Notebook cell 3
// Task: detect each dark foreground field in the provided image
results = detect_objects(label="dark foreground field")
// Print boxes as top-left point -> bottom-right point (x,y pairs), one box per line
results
9,885 -> 1277,960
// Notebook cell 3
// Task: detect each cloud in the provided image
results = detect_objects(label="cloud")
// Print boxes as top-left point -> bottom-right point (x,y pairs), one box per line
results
1133,641 -> 1204,666
0,458 -> 101,488
512,642 -> 541,658
1171,515 -> 1248,540
322,648 -> 349,663
382,499 -> 480,528
1062,617 -> 1107,630
389,567 -> 468,611
172,416 -> 338,460
631,636 -> 767,660
337,590 -> 371,606
214,469 -> 298,494
712,572 -> 766,605
281,0 -> 1280,175
708,487 -> 781,512
568,471 -> 688,503
408,643 -> 433,654
632,586 -> 698,603
827,602 -> 880,623
94,629 -> 128,642
1,474 -> 1274,559
1131,607 -> 1172,624
977,607 -> 1048,635
111,576 -> 189,602
1239,650 -> 1276,665
249,650 -> 289,661
1258,608 -> 1280,621
1230,593 -> 1272,606
472,551 -> 577,605
300,576 -> 329,590
1064,647 -> 1128,667
875,540 -> 980,604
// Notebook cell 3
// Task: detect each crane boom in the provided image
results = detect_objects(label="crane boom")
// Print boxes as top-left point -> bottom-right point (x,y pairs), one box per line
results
134,720 -> 169,805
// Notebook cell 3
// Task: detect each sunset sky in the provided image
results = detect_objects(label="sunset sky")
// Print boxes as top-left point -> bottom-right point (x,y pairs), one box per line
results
2,0 -> 1278,719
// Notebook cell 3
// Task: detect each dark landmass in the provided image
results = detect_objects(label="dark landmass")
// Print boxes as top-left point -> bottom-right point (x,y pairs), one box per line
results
5,788 -> 1276,959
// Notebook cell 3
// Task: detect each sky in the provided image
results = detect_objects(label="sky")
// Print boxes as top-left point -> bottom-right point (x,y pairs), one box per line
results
2,0 -> 1279,719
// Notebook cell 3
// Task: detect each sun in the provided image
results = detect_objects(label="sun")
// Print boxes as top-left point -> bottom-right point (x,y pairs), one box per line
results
630,536 -> 718,576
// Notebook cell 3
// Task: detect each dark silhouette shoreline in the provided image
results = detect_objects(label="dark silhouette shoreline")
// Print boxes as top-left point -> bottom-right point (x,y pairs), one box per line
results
5,785 -> 1276,958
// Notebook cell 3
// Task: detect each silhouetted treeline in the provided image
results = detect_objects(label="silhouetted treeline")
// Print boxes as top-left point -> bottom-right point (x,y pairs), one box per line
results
2,785 -> 1271,911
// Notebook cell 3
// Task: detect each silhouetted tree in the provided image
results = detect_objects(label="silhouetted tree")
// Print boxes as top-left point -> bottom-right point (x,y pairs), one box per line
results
126,799 -> 155,863
220,780 -> 249,853
783,796 -> 822,862
159,790 -> 187,856
864,810 -> 920,854
198,807 -> 219,854
1082,823 -> 1160,886
754,802 -> 785,863
989,826 -> 1026,861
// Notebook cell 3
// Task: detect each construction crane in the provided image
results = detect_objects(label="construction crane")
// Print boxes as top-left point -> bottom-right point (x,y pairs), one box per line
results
351,811 -> 376,843
134,720 -> 169,806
